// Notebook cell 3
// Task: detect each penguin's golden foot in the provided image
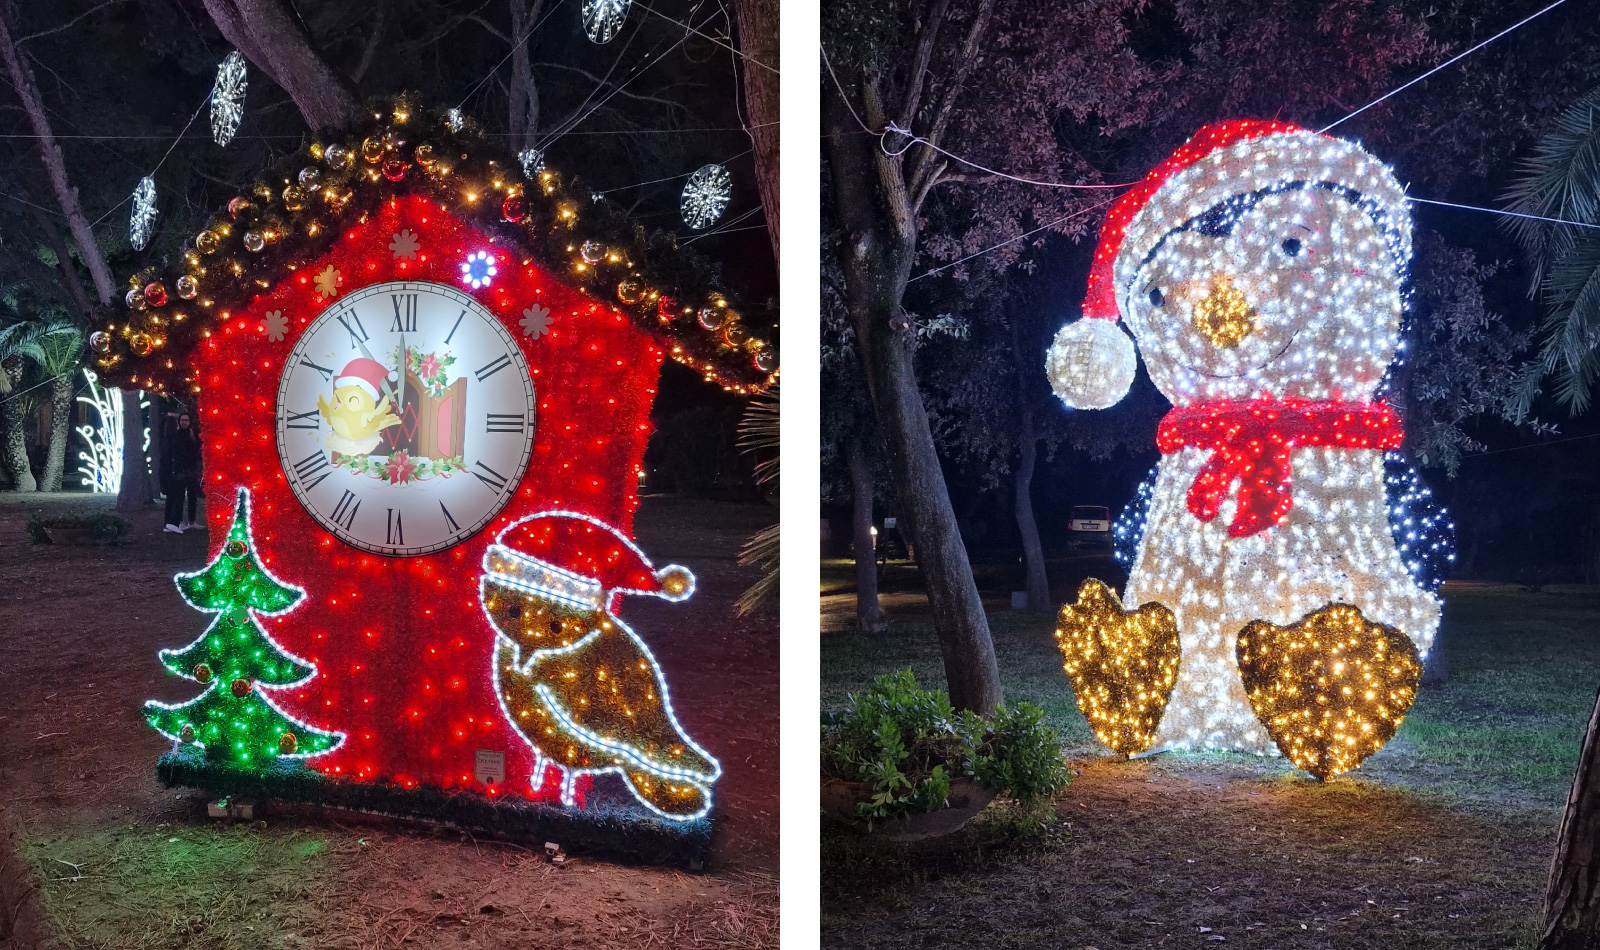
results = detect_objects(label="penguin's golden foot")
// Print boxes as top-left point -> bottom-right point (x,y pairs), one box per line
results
1054,578 -> 1181,756
1236,603 -> 1422,781
621,768 -> 711,820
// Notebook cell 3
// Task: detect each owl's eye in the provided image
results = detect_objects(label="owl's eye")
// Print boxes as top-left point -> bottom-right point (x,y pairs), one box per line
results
1281,238 -> 1303,257
1148,287 -> 1165,307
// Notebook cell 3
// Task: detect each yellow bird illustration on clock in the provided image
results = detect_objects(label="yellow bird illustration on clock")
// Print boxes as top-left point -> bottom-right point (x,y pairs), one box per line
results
316,356 -> 401,457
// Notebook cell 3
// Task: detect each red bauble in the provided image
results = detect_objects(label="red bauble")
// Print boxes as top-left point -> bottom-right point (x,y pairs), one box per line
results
231,678 -> 252,698
143,282 -> 168,308
501,195 -> 526,223
382,160 -> 409,182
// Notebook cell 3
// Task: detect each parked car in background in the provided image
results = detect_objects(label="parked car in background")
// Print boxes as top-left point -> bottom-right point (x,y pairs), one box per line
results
1068,505 -> 1112,549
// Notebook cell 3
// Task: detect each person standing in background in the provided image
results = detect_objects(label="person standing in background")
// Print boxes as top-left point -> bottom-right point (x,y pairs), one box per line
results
162,411 -> 202,533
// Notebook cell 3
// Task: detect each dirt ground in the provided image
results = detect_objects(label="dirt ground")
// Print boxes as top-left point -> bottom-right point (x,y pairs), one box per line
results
821,561 -> 1595,950
0,493 -> 777,950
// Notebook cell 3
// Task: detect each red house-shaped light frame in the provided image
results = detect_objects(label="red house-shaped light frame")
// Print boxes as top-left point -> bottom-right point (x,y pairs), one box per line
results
192,194 -> 664,802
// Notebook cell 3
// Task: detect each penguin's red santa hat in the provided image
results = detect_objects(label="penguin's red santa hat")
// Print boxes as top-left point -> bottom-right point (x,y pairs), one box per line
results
1051,119 -> 1411,409
481,510 -> 695,612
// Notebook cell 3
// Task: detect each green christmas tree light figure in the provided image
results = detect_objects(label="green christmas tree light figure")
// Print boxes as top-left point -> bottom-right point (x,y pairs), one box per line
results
145,488 -> 342,766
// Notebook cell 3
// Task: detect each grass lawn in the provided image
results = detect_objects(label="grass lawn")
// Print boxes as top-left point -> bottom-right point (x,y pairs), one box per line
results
820,558 -> 1599,950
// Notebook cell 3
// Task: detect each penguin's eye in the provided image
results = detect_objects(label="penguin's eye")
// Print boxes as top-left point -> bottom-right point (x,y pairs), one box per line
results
1280,238 -> 1303,257
1148,287 -> 1165,307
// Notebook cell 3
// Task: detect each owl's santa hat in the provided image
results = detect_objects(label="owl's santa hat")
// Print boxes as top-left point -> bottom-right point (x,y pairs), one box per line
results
1050,119 -> 1411,410
481,510 -> 695,613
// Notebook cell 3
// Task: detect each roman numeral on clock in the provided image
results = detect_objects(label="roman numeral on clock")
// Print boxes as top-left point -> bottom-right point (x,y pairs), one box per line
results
485,413 -> 525,434
291,449 -> 331,492
386,508 -> 404,545
284,407 -> 319,430
474,354 -> 512,382
471,460 -> 509,492
330,490 -> 361,530
444,309 -> 466,345
300,358 -> 334,382
440,501 -> 460,533
390,294 -> 418,332
335,312 -> 369,347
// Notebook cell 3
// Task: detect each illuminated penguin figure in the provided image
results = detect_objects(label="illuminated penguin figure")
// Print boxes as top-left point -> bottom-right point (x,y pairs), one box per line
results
479,511 -> 721,819
1048,121 -> 1441,758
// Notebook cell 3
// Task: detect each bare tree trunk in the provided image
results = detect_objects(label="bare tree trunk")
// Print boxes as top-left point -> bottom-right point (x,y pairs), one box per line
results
1541,685 -> 1600,949
849,436 -> 885,633
1014,404 -> 1050,612
825,84 -> 1000,715
200,0 -> 359,131
0,11 -> 115,303
38,371 -> 71,491
116,389 -> 150,510
0,358 -> 34,491
508,0 -> 543,152
730,0 -> 778,261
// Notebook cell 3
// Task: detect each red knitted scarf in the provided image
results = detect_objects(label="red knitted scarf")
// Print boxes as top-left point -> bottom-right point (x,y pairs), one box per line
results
1155,399 -> 1403,538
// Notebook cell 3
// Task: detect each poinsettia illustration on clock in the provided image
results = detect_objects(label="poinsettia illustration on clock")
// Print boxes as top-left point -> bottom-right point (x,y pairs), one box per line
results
276,280 -> 536,557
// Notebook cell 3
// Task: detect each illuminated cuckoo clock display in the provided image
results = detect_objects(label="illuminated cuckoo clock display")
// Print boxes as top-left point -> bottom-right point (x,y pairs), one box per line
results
95,97 -> 775,858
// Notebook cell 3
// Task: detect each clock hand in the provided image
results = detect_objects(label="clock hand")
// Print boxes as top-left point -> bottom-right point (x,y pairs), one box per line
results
351,334 -> 401,411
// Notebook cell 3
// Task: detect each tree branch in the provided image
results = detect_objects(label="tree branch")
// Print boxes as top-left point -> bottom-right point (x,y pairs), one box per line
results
907,0 -> 993,203
350,0 -> 387,86
895,0 -> 948,134
17,0 -> 127,45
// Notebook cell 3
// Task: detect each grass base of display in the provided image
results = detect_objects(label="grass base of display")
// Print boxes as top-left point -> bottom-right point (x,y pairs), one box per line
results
155,748 -> 712,868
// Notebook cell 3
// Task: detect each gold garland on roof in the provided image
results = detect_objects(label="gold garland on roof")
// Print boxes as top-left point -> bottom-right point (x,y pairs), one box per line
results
90,93 -> 777,397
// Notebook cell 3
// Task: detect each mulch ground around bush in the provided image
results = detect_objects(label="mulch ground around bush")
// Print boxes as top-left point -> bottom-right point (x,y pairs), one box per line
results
0,492 -> 777,950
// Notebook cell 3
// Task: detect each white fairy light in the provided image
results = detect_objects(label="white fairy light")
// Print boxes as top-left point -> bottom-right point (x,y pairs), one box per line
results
130,176 -> 158,251
517,147 -> 545,179
210,50 -> 247,147
75,369 -> 148,493
1053,124 -> 1441,758
582,0 -> 631,43
680,163 -> 731,230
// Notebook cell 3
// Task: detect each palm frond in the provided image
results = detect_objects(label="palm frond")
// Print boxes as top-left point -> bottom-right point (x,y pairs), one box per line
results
1503,83 -> 1600,290
735,384 -> 779,614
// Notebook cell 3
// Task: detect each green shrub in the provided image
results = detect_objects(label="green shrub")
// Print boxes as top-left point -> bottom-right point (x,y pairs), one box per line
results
27,510 -> 132,544
823,670 -> 1069,825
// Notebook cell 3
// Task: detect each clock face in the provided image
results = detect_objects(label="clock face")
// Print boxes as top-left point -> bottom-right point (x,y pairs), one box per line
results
275,280 -> 536,556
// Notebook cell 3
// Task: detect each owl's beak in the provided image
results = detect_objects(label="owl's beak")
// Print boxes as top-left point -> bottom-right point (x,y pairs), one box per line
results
1190,276 -> 1256,348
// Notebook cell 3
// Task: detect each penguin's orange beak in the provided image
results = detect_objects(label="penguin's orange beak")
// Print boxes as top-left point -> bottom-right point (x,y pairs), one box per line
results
1190,276 -> 1256,348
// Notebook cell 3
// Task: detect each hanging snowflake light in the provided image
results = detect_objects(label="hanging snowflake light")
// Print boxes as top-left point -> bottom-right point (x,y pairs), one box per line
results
518,147 -> 545,179
582,0 -> 631,43
680,164 -> 731,230
460,250 -> 497,290
446,108 -> 465,132
130,176 -> 158,251
210,50 -> 247,147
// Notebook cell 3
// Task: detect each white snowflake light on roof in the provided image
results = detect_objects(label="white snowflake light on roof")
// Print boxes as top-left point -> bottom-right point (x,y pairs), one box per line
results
582,0 -> 630,43
680,164 -> 731,230
130,177 -> 158,251
461,250 -> 497,290
446,108 -> 465,132
210,51 -> 247,147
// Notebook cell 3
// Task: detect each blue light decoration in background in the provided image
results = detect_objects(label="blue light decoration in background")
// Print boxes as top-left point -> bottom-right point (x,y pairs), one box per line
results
1384,452 -> 1455,592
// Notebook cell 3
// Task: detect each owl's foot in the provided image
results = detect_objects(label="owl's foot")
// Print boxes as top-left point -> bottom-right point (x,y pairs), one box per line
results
621,768 -> 712,820
1054,578 -> 1182,756
1235,602 -> 1423,781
